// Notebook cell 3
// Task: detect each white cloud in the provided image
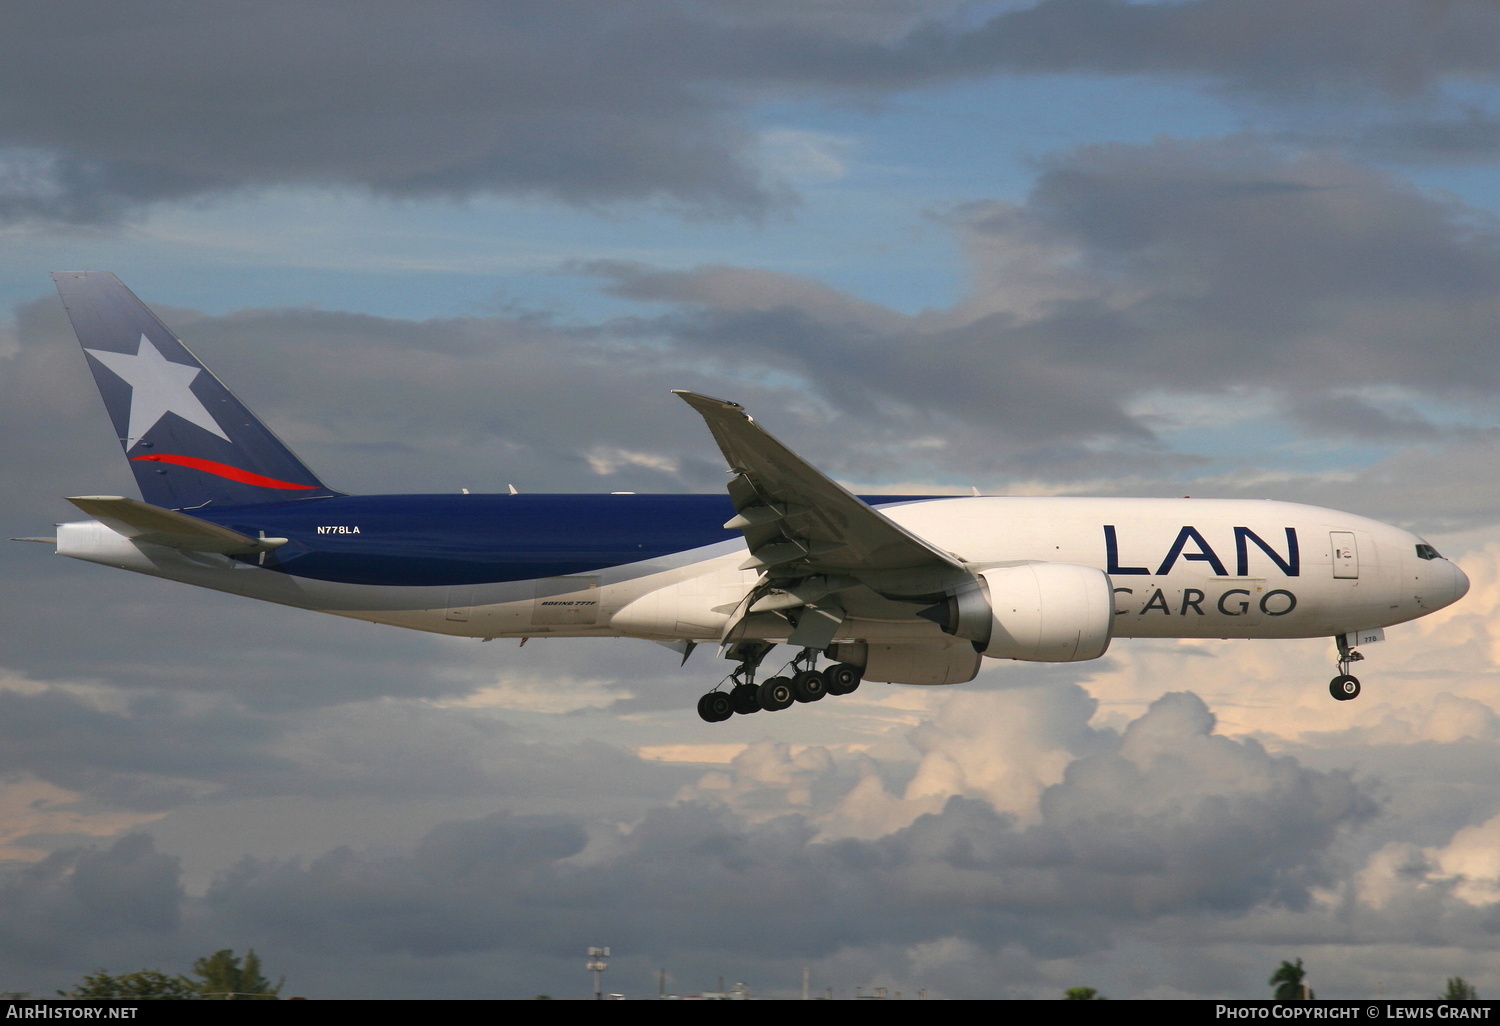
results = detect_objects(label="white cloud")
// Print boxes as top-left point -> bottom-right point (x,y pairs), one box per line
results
433,673 -> 634,714
585,446 -> 681,477
759,128 -> 855,183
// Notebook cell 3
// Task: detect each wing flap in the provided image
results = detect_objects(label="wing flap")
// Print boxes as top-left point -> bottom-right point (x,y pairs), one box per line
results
66,496 -> 286,555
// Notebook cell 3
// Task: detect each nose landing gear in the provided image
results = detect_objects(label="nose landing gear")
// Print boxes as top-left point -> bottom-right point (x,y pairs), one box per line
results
1329,634 -> 1364,702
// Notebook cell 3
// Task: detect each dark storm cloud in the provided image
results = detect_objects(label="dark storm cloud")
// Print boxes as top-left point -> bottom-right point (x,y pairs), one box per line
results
0,693 -> 1369,996
575,137 -> 1500,484
0,1 -> 778,222
1283,393 -> 1445,442
0,687 -> 285,812
0,835 -> 182,964
0,679 -> 691,824
1357,109 -> 1500,163
205,813 -> 590,957
0,686 -> 1477,998
0,692 -> 1362,997
6,1 -> 1499,226
0,0 -> 988,224
258,704 -> 687,807
939,0 -> 1500,99
967,138 -> 1500,396
198,695 -> 1368,972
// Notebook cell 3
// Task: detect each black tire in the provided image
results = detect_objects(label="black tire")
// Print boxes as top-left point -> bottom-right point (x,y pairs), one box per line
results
1329,675 -> 1361,702
793,669 -> 828,703
698,691 -> 734,722
730,684 -> 761,715
825,662 -> 862,696
758,676 -> 795,711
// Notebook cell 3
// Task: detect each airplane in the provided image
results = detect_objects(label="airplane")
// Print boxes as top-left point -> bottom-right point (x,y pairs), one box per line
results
34,271 -> 1471,722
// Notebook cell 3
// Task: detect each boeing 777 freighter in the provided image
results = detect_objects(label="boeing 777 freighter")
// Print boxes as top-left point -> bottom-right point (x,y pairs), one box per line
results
33,272 -> 1470,721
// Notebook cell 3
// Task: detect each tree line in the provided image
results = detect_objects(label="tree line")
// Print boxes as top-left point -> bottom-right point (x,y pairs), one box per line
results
57,949 -> 280,1000
1062,961 -> 1480,1000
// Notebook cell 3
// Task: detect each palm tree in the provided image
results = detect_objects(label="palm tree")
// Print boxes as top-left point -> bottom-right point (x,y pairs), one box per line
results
1270,959 -> 1311,1001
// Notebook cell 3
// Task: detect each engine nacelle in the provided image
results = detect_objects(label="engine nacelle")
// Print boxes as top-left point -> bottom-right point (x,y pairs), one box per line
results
941,562 -> 1114,662
825,640 -> 982,686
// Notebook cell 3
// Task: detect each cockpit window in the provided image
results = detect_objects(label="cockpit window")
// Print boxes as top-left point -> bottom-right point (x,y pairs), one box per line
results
1415,543 -> 1442,561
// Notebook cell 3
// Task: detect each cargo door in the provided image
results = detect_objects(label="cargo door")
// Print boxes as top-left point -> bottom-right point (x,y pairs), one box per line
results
446,585 -> 475,622
1209,579 -> 1265,626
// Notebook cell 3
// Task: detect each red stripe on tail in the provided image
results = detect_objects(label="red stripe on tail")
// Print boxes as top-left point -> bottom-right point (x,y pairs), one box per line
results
130,454 -> 318,490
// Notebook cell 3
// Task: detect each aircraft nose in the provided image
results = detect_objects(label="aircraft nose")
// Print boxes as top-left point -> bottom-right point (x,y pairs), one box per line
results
1451,559 -> 1472,604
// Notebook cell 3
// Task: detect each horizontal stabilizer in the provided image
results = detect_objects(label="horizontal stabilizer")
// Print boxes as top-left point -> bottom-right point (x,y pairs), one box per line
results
65,496 -> 287,555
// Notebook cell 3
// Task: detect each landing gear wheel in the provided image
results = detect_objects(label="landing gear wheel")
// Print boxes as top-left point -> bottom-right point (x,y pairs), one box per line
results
792,669 -> 828,703
730,684 -> 761,715
697,691 -> 733,722
757,676 -> 795,712
824,663 -> 862,696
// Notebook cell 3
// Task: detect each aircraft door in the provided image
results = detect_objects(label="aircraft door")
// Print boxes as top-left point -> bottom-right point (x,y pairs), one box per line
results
1331,532 -> 1359,579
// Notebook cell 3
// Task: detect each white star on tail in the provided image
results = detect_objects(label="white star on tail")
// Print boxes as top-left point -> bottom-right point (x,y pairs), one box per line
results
85,335 -> 231,444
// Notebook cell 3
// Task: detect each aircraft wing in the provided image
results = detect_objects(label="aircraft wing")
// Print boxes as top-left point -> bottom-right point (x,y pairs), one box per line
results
674,391 -> 965,588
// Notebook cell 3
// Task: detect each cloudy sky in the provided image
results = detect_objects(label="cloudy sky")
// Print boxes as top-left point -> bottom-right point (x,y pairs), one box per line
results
4,0 -> 1500,1000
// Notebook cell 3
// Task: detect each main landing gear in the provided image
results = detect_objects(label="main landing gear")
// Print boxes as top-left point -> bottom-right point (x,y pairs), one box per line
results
696,646 -> 863,723
1329,634 -> 1364,702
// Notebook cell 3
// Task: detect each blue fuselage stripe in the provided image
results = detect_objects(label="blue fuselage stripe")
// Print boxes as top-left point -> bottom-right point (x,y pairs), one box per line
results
195,494 -> 938,587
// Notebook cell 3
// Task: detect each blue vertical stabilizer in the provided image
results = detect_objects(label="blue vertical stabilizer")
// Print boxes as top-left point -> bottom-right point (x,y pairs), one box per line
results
53,271 -> 339,509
